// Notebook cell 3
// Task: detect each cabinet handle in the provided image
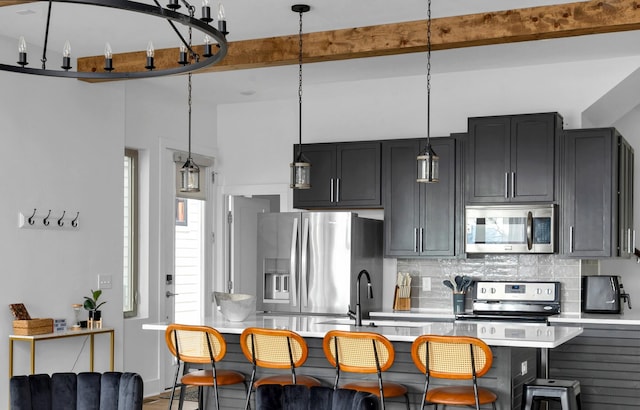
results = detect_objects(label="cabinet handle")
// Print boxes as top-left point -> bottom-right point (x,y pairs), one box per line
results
569,226 -> 574,253
511,172 -> 515,198
628,228 -> 632,254
330,178 -> 334,203
505,173 -> 509,198
336,178 -> 340,202
414,228 -> 418,253
633,230 -> 636,253
419,228 -> 424,253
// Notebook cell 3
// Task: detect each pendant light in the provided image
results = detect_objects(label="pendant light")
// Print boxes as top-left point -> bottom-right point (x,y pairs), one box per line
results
290,4 -> 311,190
179,6 -> 200,193
417,0 -> 439,183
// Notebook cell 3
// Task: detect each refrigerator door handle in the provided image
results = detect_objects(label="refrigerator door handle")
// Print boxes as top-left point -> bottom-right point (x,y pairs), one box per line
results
300,217 -> 310,308
289,217 -> 299,307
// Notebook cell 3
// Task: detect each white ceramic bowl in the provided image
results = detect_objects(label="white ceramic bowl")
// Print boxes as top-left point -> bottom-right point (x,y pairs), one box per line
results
214,292 -> 256,322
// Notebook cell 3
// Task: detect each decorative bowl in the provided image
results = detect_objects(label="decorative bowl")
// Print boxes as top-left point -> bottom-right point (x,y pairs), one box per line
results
213,292 -> 256,322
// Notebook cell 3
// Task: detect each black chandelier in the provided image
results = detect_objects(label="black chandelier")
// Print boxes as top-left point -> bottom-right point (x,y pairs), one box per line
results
1,0 -> 228,80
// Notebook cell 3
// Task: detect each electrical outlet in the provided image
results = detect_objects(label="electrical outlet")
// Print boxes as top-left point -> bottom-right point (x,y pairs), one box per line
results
422,277 -> 431,291
98,274 -> 112,289
521,360 -> 528,376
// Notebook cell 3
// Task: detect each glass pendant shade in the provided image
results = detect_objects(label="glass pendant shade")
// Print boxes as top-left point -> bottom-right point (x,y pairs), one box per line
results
417,143 -> 439,183
290,153 -> 311,189
180,157 -> 200,192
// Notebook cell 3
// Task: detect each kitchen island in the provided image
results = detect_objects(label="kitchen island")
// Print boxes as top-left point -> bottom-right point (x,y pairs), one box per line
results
144,313 -> 582,410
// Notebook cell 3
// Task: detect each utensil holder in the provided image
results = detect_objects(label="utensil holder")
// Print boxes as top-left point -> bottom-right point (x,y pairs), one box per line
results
453,292 -> 465,314
393,286 -> 411,311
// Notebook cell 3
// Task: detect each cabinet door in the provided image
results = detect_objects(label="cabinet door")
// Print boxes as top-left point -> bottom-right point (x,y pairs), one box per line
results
336,142 -> 381,207
510,114 -> 557,202
563,129 -> 615,257
292,144 -> 335,208
618,138 -> 635,257
420,137 -> 456,256
466,117 -> 511,202
383,140 -> 421,256
383,138 -> 457,257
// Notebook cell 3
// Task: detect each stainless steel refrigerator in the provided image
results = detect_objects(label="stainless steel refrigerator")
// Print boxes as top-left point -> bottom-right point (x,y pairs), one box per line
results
256,212 -> 382,316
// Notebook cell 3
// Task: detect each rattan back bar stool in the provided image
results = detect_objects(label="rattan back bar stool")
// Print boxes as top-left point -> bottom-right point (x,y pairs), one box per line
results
322,330 -> 409,410
165,324 -> 248,410
240,327 -> 322,410
411,334 -> 497,410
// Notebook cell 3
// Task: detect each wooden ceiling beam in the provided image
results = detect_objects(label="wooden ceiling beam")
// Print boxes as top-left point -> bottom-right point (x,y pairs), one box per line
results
73,0 -> 640,78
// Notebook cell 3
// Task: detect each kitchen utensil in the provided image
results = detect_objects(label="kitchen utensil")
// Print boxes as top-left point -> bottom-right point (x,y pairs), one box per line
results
454,275 -> 463,292
461,276 -> 473,293
443,280 -> 455,291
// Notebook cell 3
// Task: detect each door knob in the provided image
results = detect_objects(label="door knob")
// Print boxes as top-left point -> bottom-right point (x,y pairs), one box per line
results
166,291 -> 179,298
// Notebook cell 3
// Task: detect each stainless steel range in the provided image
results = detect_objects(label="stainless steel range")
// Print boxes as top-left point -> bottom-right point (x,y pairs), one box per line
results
457,281 -> 561,323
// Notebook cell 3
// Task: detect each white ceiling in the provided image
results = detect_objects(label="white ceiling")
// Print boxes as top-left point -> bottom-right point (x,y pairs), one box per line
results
1,0 -> 639,103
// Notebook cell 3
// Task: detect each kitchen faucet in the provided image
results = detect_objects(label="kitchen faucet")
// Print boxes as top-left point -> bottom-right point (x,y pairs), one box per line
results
348,269 -> 373,326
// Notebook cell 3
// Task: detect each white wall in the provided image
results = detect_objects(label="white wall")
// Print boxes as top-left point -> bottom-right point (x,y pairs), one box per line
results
0,72 -> 125,400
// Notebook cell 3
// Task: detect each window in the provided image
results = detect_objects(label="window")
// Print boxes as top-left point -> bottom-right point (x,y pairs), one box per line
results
123,149 -> 139,317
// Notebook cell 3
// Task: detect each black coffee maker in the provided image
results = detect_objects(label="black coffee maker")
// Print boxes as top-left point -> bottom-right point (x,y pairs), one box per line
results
582,276 -> 632,313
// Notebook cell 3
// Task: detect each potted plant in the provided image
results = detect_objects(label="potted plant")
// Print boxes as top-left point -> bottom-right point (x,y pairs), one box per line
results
83,289 -> 107,322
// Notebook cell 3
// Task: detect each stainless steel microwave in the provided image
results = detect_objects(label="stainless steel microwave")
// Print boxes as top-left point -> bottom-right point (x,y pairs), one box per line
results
465,204 -> 555,254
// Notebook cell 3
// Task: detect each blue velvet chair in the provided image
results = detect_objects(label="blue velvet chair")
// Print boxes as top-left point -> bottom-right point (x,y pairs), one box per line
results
10,372 -> 143,410
256,384 -> 380,410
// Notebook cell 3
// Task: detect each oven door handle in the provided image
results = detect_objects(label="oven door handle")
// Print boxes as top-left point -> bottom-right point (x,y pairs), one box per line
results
526,211 -> 533,251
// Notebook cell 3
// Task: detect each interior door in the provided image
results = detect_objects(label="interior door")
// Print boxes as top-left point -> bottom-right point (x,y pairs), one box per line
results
162,151 -> 215,390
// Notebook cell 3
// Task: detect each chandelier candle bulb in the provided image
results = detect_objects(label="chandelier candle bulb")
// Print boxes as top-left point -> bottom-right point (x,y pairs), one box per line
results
17,36 -> 27,66
203,35 -> 213,57
167,0 -> 180,10
178,44 -> 188,65
217,3 -> 227,35
61,40 -> 72,70
104,43 -> 113,71
201,0 -> 212,22
145,41 -> 155,70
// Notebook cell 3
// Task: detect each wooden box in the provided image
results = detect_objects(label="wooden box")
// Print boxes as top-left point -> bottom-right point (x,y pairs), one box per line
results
13,318 -> 54,336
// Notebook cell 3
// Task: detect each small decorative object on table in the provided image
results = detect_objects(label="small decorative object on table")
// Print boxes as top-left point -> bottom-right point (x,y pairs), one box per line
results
393,272 -> 411,311
9,303 -> 54,335
83,289 -> 107,329
71,303 -> 82,330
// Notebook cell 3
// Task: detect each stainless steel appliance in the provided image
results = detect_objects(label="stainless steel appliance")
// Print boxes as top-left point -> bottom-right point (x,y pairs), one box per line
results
582,275 -> 632,313
257,212 -> 382,316
456,280 -> 561,323
465,204 -> 555,254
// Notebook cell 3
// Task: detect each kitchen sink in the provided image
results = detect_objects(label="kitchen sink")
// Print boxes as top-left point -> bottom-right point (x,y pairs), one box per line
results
317,318 -> 426,328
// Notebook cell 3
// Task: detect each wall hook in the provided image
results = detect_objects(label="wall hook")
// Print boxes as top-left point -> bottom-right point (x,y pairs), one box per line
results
27,209 -> 36,225
43,210 -> 52,226
71,212 -> 79,228
57,210 -> 66,227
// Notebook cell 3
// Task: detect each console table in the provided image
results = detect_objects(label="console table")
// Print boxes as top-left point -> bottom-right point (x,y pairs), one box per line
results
9,327 -> 114,377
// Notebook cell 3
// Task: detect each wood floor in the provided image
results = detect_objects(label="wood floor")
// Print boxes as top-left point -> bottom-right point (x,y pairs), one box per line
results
143,391 -> 198,410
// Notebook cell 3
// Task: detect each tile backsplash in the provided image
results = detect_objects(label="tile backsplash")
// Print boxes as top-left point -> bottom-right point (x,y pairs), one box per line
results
397,255 -> 597,314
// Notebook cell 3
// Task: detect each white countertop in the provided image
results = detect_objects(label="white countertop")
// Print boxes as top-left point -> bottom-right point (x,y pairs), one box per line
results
370,308 -> 640,326
143,312 -> 582,348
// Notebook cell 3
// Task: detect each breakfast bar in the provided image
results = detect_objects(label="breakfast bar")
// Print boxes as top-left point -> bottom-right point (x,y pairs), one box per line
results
144,314 -> 582,409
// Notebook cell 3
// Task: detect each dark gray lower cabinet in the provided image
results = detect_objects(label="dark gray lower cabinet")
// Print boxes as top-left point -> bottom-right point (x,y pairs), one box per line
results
550,324 -> 640,409
382,137 -> 459,257
562,128 -> 634,258
211,333 -> 534,410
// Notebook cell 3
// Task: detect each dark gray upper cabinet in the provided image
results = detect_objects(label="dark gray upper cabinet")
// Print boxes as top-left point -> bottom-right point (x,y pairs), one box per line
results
466,113 -> 562,203
382,137 -> 460,257
562,128 -> 634,258
293,142 -> 381,209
